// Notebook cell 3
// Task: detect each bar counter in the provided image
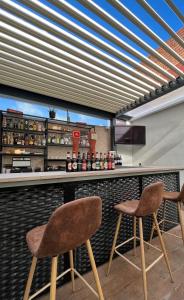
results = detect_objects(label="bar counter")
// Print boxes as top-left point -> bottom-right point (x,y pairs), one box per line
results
0,167 -> 183,300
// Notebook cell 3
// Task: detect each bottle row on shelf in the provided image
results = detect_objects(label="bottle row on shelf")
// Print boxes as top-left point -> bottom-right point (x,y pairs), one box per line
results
47,134 -> 90,146
66,151 -> 122,172
2,132 -> 90,148
2,132 -> 46,146
3,116 -> 45,132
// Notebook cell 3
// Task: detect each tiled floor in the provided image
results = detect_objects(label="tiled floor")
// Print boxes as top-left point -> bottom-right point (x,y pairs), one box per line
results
39,225 -> 184,300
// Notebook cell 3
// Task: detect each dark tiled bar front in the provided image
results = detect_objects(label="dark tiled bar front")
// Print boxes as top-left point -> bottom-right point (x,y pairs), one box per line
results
0,168 -> 181,300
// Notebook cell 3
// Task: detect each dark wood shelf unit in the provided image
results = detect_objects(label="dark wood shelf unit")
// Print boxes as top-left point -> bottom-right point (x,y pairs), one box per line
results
0,110 -> 93,173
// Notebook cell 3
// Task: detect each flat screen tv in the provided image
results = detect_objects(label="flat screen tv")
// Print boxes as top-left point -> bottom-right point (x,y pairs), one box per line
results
114,126 -> 145,145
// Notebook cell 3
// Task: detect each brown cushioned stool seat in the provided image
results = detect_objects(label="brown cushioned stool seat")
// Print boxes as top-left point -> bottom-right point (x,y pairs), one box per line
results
107,182 -> 173,300
115,200 -> 139,215
150,184 -> 184,247
23,196 -> 104,300
163,191 -> 180,201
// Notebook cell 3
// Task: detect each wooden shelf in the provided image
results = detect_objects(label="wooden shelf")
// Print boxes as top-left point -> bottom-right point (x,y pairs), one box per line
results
0,153 -> 44,157
46,158 -> 66,161
3,128 -> 45,135
47,144 -> 90,148
1,144 -> 46,149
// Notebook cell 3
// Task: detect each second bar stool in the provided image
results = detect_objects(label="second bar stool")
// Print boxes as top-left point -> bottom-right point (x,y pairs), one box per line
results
23,196 -> 104,300
107,182 -> 173,300
150,183 -> 184,245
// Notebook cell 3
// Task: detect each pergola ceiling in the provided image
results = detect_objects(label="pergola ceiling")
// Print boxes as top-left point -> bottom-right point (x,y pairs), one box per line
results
1,0 -> 184,114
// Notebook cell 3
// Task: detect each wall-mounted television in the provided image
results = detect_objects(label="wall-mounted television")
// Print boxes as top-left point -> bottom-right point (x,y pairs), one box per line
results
114,126 -> 146,145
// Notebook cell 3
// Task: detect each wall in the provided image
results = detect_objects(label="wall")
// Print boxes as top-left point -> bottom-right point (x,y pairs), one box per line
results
132,102 -> 184,168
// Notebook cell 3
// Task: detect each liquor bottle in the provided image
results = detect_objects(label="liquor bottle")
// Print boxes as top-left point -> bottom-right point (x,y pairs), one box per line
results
95,152 -> 100,171
9,118 -> 14,129
38,122 -> 42,131
48,135 -> 51,144
82,153 -> 87,171
33,121 -> 37,131
111,153 -> 115,170
86,152 -> 91,171
17,134 -> 22,145
100,152 -> 104,170
77,152 -> 82,172
42,135 -> 46,146
25,134 -> 29,146
2,133 -> 7,144
29,121 -> 33,131
21,135 -> 25,145
72,151 -> 77,172
91,152 -> 96,171
24,120 -> 29,130
29,135 -> 34,145
104,153 -> 108,170
108,152 -> 112,170
3,116 -> 7,128
66,152 -> 72,172
20,120 -> 24,130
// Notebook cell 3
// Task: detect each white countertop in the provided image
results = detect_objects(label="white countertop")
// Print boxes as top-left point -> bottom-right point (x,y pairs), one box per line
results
0,166 -> 183,188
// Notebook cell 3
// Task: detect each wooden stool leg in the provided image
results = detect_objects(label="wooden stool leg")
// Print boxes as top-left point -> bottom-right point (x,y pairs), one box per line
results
161,200 -> 167,233
133,216 -> 137,256
50,256 -> 58,300
178,202 -> 184,245
69,250 -> 75,292
86,240 -> 104,300
23,256 -> 37,300
153,213 -> 174,283
139,217 -> 148,300
149,210 -> 158,245
106,213 -> 122,275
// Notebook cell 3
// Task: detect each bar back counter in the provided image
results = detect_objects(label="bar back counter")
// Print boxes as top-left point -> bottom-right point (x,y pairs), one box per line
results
0,167 -> 183,300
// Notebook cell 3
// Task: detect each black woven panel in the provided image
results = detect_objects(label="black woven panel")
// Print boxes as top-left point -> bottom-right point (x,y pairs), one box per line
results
142,172 -> 179,239
74,176 -> 140,273
0,185 -> 64,300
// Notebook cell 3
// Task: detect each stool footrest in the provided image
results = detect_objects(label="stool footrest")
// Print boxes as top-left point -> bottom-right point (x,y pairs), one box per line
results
29,268 -> 71,300
160,230 -> 182,239
28,267 -> 99,300
114,235 -> 165,274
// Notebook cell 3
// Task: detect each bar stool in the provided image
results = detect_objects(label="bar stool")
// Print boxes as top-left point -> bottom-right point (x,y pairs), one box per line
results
23,196 -> 104,300
107,182 -> 173,300
150,184 -> 184,245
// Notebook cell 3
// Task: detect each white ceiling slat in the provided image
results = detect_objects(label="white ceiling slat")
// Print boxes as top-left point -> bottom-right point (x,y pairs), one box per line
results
19,0 -> 167,84
110,0 -> 184,50
164,0 -> 184,24
1,7 -> 157,91
1,32 -> 144,98
0,71 -> 122,111
78,0 -> 184,75
0,0 -> 183,114
1,64 -> 129,108
1,60 -> 133,105
1,23 -> 149,95
1,47 -> 137,102
54,0 -> 176,80
0,76 -> 120,113
1,42 -> 138,101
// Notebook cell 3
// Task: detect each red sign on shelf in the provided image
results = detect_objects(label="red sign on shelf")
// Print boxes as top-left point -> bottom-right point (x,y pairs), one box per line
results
72,130 -> 80,138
